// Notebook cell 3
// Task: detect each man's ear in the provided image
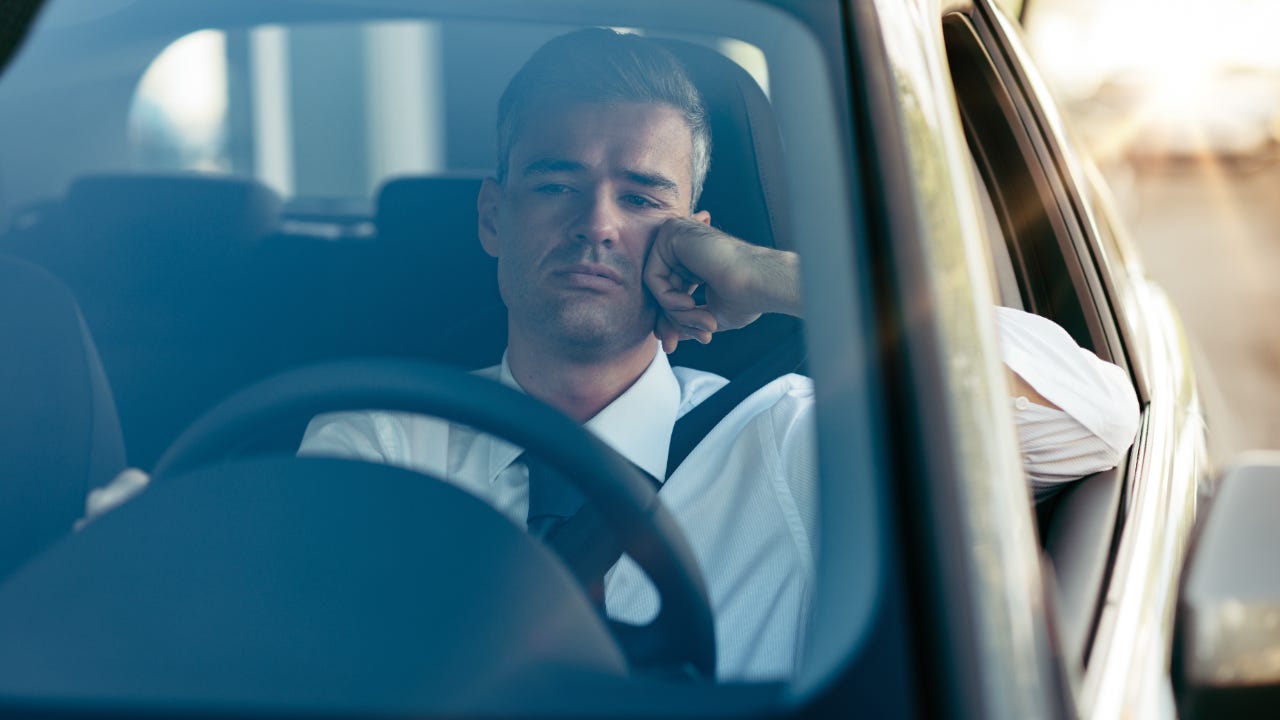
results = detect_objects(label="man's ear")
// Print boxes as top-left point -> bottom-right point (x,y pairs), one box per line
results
692,209 -> 711,226
477,177 -> 502,258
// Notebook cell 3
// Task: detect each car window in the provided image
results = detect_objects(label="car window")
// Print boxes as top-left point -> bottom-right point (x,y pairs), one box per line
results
942,3 -> 1138,681
0,0 -> 886,713
966,147 -> 1025,310
942,14 -> 1097,349
127,21 -> 771,210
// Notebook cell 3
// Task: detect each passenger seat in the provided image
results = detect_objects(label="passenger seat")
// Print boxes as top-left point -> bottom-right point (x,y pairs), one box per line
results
45,173 -> 281,468
0,254 -> 126,580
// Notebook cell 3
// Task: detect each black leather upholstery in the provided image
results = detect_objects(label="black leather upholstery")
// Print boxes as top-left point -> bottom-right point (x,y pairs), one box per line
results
0,253 -> 125,580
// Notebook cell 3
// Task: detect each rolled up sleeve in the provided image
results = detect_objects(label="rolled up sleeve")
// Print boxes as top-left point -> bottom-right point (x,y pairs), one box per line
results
994,306 -> 1141,496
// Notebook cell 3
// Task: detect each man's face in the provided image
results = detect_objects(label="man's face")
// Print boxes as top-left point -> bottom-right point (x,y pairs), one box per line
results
479,100 -> 704,360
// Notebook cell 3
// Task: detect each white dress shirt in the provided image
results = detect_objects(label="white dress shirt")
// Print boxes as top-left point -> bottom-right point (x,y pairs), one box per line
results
296,306 -> 1139,681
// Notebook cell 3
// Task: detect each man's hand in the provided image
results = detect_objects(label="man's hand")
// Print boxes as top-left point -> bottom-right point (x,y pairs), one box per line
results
645,217 -> 802,353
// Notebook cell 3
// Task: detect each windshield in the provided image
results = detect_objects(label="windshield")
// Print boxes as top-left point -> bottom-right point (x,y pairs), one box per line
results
0,0 -> 881,714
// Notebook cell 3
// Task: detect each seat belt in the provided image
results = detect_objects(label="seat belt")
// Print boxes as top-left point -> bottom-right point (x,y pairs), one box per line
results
664,336 -> 806,479
538,334 -> 805,670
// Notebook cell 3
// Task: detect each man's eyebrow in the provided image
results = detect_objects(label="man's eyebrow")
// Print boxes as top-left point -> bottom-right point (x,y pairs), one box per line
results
521,159 -> 585,176
519,160 -> 680,196
622,170 -> 679,195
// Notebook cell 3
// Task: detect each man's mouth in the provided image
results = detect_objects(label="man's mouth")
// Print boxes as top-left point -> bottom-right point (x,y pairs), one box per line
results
554,263 -> 624,289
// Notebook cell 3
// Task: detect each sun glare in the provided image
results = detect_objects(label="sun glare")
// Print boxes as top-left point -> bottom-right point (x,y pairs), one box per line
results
1027,0 -> 1280,161
129,30 -> 230,171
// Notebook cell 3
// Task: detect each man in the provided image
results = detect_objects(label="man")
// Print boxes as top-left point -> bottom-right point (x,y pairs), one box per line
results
299,28 -> 1139,681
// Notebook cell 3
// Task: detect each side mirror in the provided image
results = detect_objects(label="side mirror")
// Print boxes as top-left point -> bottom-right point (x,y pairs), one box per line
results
1176,454 -> 1280,718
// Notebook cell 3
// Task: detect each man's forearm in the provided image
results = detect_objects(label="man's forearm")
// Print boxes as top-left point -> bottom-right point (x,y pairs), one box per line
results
746,245 -> 803,318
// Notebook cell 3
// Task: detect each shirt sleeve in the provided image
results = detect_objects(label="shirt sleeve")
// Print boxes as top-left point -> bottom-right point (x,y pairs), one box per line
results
993,306 -> 1141,497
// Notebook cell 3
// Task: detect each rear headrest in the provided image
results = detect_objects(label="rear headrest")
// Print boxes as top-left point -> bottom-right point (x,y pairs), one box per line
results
659,40 -> 791,251
375,175 -> 483,249
373,175 -> 506,368
67,173 -> 281,248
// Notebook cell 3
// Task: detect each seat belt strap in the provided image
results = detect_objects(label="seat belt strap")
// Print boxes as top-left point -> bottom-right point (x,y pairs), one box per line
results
664,337 -> 805,479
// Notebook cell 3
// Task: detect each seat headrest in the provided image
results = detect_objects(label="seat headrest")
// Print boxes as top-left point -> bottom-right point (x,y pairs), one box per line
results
657,40 -> 801,377
659,40 -> 791,251
373,175 -> 507,368
67,173 -> 281,247
375,175 -> 484,249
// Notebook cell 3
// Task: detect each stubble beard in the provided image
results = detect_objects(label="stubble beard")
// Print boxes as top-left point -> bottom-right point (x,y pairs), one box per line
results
515,291 -> 657,363
500,239 -> 657,363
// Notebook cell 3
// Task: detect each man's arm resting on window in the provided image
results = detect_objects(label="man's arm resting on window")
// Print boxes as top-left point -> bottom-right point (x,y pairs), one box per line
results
993,306 -> 1140,493
645,219 -> 1141,491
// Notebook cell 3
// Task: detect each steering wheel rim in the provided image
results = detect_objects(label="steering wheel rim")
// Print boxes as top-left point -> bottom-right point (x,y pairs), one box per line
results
152,357 -> 716,677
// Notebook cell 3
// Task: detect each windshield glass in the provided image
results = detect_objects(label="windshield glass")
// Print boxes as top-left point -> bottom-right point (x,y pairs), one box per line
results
0,0 -> 880,713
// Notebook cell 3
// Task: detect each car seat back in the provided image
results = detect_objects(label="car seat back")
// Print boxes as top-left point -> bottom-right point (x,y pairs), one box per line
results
0,254 -> 125,580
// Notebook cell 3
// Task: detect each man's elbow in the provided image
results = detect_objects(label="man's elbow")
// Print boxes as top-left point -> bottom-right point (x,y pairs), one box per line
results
1096,368 -> 1142,470
1022,374 -> 1141,491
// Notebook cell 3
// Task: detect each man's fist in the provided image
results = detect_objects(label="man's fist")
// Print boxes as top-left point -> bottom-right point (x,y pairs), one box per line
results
644,217 -> 801,353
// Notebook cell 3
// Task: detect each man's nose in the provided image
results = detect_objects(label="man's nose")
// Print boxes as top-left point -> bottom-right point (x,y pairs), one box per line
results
570,192 -> 621,246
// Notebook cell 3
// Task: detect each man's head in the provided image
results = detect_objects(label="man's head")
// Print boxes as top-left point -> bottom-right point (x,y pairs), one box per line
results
479,29 -> 713,364
495,28 -> 711,210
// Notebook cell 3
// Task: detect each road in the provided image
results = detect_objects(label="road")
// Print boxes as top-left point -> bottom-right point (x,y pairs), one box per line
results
1107,158 -> 1280,459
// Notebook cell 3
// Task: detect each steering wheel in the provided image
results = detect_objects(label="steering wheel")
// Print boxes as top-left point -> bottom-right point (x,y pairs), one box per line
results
150,358 -> 716,678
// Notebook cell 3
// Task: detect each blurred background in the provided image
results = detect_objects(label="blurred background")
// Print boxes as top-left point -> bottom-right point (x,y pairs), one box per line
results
1017,0 -> 1280,458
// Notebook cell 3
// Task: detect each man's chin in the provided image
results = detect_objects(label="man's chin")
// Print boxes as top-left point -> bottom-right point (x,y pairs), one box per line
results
546,319 -> 657,361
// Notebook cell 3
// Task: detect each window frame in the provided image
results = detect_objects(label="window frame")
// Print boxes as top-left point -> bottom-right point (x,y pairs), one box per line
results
941,0 -> 1145,692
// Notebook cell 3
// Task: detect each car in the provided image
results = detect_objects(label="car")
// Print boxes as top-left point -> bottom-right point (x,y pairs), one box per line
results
0,0 -> 1271,717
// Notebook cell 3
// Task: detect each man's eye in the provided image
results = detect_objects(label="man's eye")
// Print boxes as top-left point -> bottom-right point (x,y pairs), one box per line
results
622,194 -> 659,209
535,183 -> 572,195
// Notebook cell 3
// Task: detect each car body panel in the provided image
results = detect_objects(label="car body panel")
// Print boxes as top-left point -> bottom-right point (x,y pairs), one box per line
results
863,0 -> 1061,716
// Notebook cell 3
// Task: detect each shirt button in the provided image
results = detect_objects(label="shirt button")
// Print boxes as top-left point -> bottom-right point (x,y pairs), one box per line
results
1014,396 -> 1030,411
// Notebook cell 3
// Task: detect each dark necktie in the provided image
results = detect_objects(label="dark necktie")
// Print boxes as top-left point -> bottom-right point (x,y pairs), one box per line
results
523,453 -> 586,538
521,452 -> 607,609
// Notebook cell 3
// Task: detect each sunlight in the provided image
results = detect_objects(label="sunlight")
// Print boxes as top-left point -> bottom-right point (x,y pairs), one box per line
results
1026,0 -> 1280,158
1024,0 -> 1280,308
129,30 -> 229,171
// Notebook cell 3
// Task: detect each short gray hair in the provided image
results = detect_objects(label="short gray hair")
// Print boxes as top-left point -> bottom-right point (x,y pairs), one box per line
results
496,28 -> 711,209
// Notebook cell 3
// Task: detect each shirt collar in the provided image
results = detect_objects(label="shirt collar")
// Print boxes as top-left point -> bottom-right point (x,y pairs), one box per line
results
483,347 -> 681,485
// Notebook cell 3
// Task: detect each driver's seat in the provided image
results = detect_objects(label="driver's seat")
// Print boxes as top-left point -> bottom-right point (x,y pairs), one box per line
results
658,38 -> 802,379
